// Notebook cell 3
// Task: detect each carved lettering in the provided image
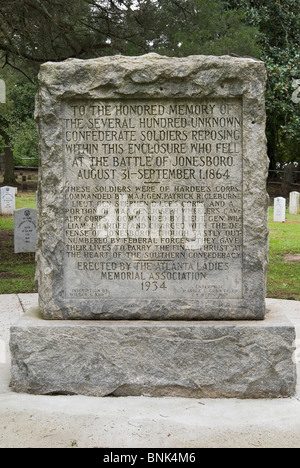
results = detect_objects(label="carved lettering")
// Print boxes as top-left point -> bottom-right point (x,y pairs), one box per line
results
62,99 -> 243,300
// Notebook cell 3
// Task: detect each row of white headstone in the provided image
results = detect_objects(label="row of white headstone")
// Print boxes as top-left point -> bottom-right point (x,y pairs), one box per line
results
274,191 -> 300,222
1,186 -> 299,246
0,185 -> 37,253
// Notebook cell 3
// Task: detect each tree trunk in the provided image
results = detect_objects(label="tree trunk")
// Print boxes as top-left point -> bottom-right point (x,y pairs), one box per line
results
266,119 -> 278,171
3,144 -> 16,185
267,140 -> 276,171
0,125 -> 17,185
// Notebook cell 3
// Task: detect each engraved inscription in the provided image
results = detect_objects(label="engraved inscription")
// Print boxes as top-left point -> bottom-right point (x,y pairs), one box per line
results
62,99 -> 243,300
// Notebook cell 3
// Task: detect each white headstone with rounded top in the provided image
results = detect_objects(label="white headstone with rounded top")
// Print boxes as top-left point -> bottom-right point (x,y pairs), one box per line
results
274,197 -> 286,222
289,191 -> 300,215
0,186 -> 15,215
14,208 -> 37,253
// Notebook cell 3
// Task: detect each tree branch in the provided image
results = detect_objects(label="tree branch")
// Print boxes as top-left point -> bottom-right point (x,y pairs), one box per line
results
2,55 -> 35,84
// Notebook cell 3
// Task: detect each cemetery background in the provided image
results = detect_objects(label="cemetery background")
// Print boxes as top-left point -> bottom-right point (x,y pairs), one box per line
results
0,0 -> 299,448
0,1 -> 298,301
0,1 -> 299,184
1,188 -> 299,301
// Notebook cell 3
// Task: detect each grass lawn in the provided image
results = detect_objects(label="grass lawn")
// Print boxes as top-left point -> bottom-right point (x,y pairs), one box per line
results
268,207 -> 300,301
0,191 -> 299,299
0,192 -> 37,294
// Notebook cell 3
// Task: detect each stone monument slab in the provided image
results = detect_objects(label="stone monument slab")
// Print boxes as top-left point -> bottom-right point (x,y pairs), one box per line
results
289,191 -> 300,215
0,186 -> 15,215
9,306 -> 296,399
10,54 -> 297,400
274,197 -> 286,222
35,54 -> 269,320
14,208 -> 37,253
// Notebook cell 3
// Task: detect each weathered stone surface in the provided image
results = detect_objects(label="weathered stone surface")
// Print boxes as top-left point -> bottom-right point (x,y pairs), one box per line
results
10,307 -> 296,399
289,191 -> 300,215
35,54 -> 269,320
14,208 -> 37,253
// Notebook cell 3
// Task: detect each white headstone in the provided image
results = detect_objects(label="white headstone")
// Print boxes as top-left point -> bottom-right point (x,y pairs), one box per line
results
0,79 -> 5,104
274,197 -> 286,222
14,208 -> 37,253
289,191 -> 300,215
0,186 -> 15,215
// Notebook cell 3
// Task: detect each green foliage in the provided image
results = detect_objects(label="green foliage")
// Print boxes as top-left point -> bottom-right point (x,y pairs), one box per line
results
0,69 -> 38,167
12,118 -> 39,166
147,0 -> 261,58
8,80 -> 37,122
225,0 -> 300,168
0,0 -> 261,62
7,80 -> 38,166
267,208 -> 300,301
0,0 -> 262,172
0,192 -> 37,294
0,0 -> 93,66
0,0 -> 298,169
257,0 -> 300,168
264,49 -> 300,166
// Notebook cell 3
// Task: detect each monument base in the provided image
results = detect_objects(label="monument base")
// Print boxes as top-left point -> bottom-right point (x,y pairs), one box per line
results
9,307 -> 296,399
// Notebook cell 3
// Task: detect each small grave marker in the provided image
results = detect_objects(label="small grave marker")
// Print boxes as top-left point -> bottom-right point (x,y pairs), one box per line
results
0,186 -> 15,215
289,191 -> 300,215
14,208 -> 37,253
274,197 -> 286,222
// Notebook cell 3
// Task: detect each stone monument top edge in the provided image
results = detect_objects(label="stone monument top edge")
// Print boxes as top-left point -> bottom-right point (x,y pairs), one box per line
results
38,54 -> 266,82
36,53 -> 268,321
37,53 -> 267,104
40,53 -> 265,67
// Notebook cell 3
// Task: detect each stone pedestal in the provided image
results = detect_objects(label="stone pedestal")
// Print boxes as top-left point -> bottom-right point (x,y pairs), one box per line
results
10,306 -> 296,399
11,55 -> 289,401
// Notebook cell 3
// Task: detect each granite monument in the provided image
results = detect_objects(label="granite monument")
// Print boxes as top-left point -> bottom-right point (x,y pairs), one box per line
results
10,55 -> 296,398
35,54 -> 269,321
